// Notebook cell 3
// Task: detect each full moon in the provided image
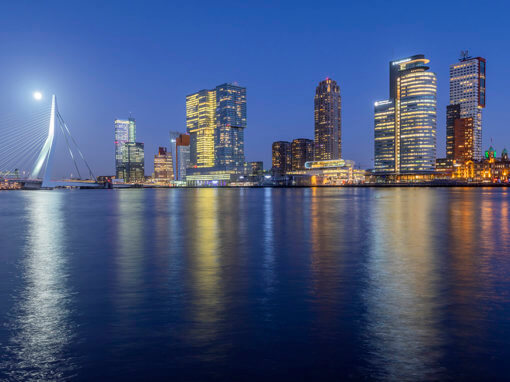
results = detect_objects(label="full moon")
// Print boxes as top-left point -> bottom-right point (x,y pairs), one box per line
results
33,91 -> 42,100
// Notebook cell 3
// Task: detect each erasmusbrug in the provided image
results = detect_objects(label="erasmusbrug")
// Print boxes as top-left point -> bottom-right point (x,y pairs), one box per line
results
0,95 -> 99,189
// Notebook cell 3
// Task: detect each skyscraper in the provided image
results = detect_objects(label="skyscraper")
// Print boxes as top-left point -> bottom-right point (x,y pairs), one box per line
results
154,147 -> 173,183
215,83 -> 247,171
175,133 -> 191,181
114,117 -> 136,178
169,131 -> 180,175
186,89 -> 216,168
272,141 -> 292,176
186,83 -> 247,173
374,100 -> 396,173
121,142 -> 145,183
314,78 -> 341,161
374,55 -> 437,175
291,138 -> 314,171
449,54 -> 486,160
446,104 -> 461,164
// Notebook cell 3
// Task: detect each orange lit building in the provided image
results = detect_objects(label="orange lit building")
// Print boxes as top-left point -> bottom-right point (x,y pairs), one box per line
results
453,117 -> 474,165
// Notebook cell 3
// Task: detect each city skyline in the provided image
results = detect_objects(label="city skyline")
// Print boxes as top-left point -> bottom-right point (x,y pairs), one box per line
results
0,1 -> 508,175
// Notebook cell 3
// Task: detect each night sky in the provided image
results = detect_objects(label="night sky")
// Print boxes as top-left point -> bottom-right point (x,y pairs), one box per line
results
1,0 -> 508,175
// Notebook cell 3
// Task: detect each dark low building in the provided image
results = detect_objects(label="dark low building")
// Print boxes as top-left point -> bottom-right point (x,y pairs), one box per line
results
291,138 -> 314,171
272,141 -> 291,176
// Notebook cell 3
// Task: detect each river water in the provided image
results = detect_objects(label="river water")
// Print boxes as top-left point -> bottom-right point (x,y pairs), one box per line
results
0,188 -> 509,380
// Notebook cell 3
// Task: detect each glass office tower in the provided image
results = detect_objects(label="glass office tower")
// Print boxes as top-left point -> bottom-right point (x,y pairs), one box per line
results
121,142 -> 145,183
314,78 -> 341,161
186,83 -> 247,173
374,100 -> 396,173
374,55 -> 437,174
176,133 -> 191,181
186,89 -> 216,168
215,83 -> 247,171
169,131 -> 180,175
115,118 -> 136,178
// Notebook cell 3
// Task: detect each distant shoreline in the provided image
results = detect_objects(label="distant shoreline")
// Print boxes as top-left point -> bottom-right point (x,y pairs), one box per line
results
3,183 -> 510,191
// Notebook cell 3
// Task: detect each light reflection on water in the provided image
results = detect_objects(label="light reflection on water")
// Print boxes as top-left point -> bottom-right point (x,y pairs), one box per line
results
184,189 -> 225,354
2,192 -> 76,381
0,188 -> 510,380
364,189 -> 444,380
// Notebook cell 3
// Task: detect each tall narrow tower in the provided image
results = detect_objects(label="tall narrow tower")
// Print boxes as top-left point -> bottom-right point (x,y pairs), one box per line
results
314,78 -> 341,161
186,89 -> 216,168
449,53 -> 486,160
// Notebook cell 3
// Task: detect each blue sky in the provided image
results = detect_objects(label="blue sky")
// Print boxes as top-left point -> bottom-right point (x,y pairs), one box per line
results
0,0 -> 509,175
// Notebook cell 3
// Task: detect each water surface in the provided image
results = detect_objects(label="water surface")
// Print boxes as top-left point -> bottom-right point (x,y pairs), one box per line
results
1,188 -> 509,380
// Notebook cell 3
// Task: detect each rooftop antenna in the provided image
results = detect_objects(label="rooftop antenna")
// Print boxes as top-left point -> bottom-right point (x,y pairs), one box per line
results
460,50 -> 470,61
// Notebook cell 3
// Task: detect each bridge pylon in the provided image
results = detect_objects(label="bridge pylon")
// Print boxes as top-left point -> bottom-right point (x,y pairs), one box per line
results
30,95 -> 98,189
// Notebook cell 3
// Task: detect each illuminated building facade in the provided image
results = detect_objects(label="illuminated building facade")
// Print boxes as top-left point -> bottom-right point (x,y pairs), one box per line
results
245,161 -> 264,176
314,78 -> 341,160
287,159 -> 365,185
176,133 -> 190,181
374,55 -> 437,176
374,100 -> 396,173
291,138 -> 314,171
121,142 -> 145,183
114,117 -> 136,178
215,83 -> 247,171
272,141 -> 292,176
186,89 -> 216,168
186,83 -> 247,173
154,147 -> 174,183
454,146 -> 510,182
453,117 -> 474,165
449,54 -> 486,160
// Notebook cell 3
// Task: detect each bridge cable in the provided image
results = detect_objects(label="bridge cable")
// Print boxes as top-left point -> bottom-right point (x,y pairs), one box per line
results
56,110 -> 96,181
56,115 -> 82,179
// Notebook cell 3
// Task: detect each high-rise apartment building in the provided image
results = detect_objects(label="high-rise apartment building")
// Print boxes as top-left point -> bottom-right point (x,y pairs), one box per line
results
314,78 -> 341,161
114,117 -> 136,178
291,138 -> 314,171
121,142 -> 145,183
272,141 -> 292,176
449,54 -> 486,160
175,133 -> 191,181
186,83 -> 247,173
374,55 -> 437,174
154,147 -> 174,183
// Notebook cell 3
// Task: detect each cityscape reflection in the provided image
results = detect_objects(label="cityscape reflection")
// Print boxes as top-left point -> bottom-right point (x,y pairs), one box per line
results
184,189 -> 225,357
1,188 -> 510,380
3,192 -> 76,380
364,189 -> 444,380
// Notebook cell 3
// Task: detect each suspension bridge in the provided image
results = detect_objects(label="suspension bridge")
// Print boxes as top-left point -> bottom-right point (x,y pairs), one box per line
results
0,94 -> 102,189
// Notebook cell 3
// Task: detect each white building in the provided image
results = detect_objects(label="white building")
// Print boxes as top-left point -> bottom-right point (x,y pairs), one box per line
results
449,54 -> 486,159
